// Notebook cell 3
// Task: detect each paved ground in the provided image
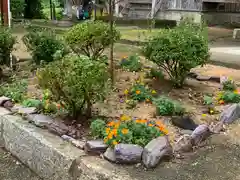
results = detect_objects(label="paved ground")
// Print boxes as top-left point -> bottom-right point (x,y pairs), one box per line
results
125,134 -> 240,180
0,148 -> 41,180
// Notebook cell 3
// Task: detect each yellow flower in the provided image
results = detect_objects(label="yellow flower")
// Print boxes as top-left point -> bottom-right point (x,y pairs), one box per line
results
210,110 -> 214,114
108,133 -> 113,139
202,114 -> 207,117
136,80 -> 140,84
234,90 -> 239,94
114,122 -> 120,129
120,115 -> 131,121
151,90 -> 157,94
219,100 -> 224,105
106,128 -> 111,134
162,128 -> 168,135
148,123 -> 154,127
112,140 -> 118,146
125,100 -> 130,103
136,90 -> 141,95
146,98 -> 150,103
121,128 -> 129,134
124,89 -> 129,95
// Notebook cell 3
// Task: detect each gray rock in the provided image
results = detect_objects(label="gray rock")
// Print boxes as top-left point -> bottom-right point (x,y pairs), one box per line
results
142,136 -> 173,168
84,140 -> 108,155
209,121 -> 224,134
3,101 -> 14,110
61,135 -> 75,141
0,96 -> 11,106
27,114 -> 54,128
11,105 -> 37,114
71,139 -> 85,150
173,135 -> 193,153
181,130 -> 193,135
196,75 -> 210,81
48,121 -> 69,136
209,76 -> 220,83
115,144 -> 143,164
104,147 -> 116,162
0,107 -> 12,116
219,104 -> 240,124
191,124 -> 210,145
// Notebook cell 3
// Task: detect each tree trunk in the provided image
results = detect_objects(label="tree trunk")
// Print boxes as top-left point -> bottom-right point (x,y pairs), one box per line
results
109,0 -> 115,85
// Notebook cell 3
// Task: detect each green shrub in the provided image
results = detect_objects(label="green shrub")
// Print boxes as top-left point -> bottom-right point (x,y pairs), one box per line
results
0,28 -> 16,67
22,98 -> 42,108
22,30 -> 67,65
130,83 -> 154,102
154,96 -> 185,116
142,18 -> 209,88
120,55 -> 142,72
203,95 -> 213,105
0,79 -> 28,103
222,79 -> 236,91
146,68 -> 165,79
37,54 -> 110,119
65,20 -> 120,59
11,0 -> 26,18
220,91 -> 240,103
90,119 -> 106,138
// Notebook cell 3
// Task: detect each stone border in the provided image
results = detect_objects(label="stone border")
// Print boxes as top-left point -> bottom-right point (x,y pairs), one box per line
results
0,107 -> 135,180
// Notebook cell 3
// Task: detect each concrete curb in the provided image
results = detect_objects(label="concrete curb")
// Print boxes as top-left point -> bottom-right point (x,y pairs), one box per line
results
0,108 -> 135,180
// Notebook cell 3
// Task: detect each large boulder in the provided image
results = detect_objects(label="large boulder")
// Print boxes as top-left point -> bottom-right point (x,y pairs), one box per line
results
114,144 -> 143,164
219,104 -> 240,124
142,136 -> 173,168
27,114 -> 54,128
191,124 -> 210,146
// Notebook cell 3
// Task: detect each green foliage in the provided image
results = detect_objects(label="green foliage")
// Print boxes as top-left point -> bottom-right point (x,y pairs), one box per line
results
0,79 -> 28,103
146,68 -> 165,79
91,116 -> 168,147
37,54 -> 110,119
142,18 -> 209,88
130,83 -> 153,102
126,99 -> 137,109
10,0 -> 26,18
22,98 -> 42,108
22,30 -> 67,65
220,91 -> 240,103
65,20 -> 120,59
0,28 -> 16,66
154,96 -> 185,116
90,119 -> 106,138
120,55 -> 142,72
203,95 -> 213,105
24,0 -> 44,19
222,79 -> 236,91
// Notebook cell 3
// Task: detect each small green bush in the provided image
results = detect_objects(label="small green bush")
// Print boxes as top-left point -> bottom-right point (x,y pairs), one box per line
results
90,119 -> 106,138
120,55 -> 142,72
0,79 -> 28,103
0,28 -> 16,67
142,18 -> 209,87
65,20 -> 120,59
222,79 -> 236,91
146,68 -> 165,79
22,30 -> 67,65
130,83 -> 153,102
220,91 -> 240,103
154,96 -> 185,116
22,98 -> 42,108
203,95 -> 213,105
37,54 -> 110,119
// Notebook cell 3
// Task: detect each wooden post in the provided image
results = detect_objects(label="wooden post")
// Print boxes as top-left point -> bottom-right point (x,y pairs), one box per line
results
2,0 -> 9,26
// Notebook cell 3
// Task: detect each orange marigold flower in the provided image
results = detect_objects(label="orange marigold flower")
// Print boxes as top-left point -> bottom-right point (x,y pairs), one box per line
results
112,129 -> 118,136
162,128 -> 168,135
108,133 -> 113,139
107,121 -> 115,127
136,90 -> 141,95
121,128 -> 129,134
135,119 -> 142,123
112,140 -> 118,146
114,122 -> 120,129
156,120 -> 163,126
106,128 -> 111,134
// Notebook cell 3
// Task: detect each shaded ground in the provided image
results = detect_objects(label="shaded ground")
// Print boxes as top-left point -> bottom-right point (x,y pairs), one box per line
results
0,148 -> 41,180
123,134 -> 240,180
